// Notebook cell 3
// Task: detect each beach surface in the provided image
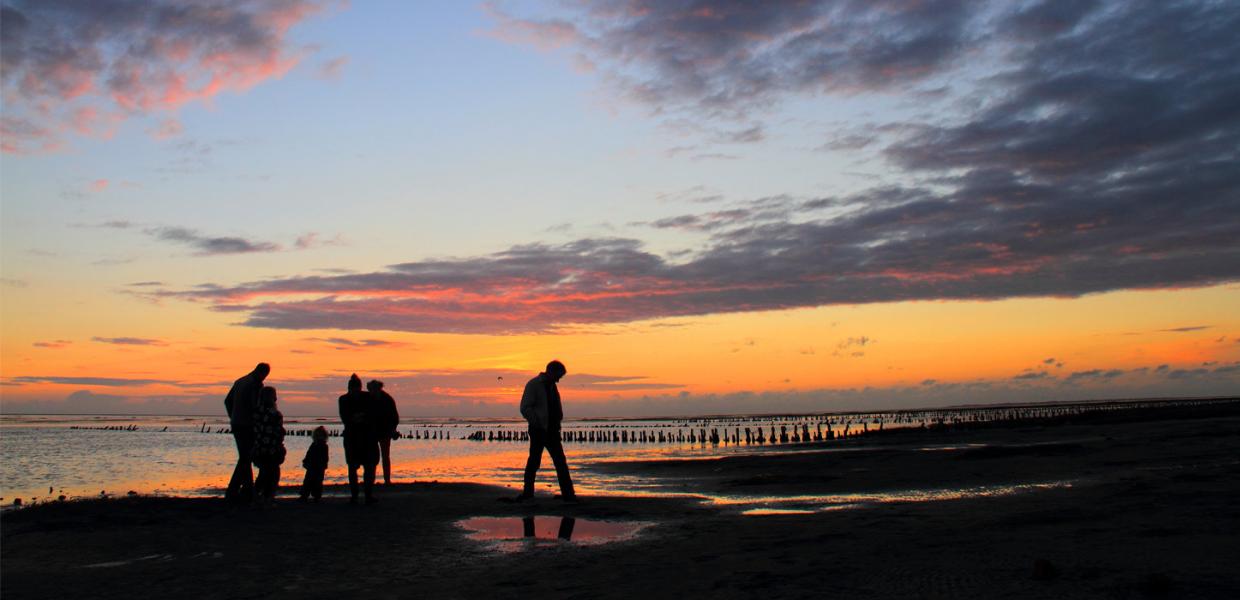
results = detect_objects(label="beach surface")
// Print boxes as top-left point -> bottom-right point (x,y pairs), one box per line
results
4,400 -> 1239,599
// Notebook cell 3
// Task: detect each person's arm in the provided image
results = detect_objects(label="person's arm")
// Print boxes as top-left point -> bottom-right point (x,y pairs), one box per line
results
520,380 -> 536,424
224,385 -> 235,418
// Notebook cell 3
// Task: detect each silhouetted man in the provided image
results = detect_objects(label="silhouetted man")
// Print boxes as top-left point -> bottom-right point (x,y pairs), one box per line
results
516,360 -> 576,502
224,362 -> 269,504
340,374 -> 379,504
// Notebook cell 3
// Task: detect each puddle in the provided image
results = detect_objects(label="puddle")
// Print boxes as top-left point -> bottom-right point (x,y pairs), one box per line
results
719,480 -> 1075,516
740,508 -> 816,516
82,554 -> 174,569
457,516 -> 651,552
80,551 -> 222,569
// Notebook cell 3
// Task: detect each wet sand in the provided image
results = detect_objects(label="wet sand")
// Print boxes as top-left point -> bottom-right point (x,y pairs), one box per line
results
4,400 -> 1239,599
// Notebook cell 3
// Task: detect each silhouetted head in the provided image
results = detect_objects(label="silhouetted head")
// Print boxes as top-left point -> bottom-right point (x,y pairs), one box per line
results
312,426 -> 328,442
367,380 -> 384,392
545,360 -> 567,382
253,362 -> 271,381
260,386 -> 277,407
348,374 -> 362,392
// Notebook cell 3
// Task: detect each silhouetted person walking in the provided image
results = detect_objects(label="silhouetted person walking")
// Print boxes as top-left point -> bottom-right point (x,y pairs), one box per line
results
368,380 -> 400,485
339,374 -> 379,504
252,386 -> 286,505
224,362 -> 269,504
516,360 -> 576,502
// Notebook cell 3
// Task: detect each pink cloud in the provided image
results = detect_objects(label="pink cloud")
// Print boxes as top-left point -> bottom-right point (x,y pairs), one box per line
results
481,2 -> 581,51
0,1 -> 331,155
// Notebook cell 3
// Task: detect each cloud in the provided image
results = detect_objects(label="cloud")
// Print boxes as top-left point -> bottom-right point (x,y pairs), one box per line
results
145,226 -> 281,255
316,55 -> 349,80
1012,371 -> 1049,381
32,340 -> 73,349
306,337 -> 400,350
486,0 -> 978,119
482,2 -> 580,52
92,336 -> 168,346
0,0 -> 326,154
834,336 -> 873,357
1064,369 -> 1126,382
105,222 -> 341,256
11,375 -> 175,386
157,183 -> 1240,334
148,0 -> 1239,334
149,117 -> 184,139
3,361 -> 1236,416
1159,326 -> 1212,333
294,232 -> 345,250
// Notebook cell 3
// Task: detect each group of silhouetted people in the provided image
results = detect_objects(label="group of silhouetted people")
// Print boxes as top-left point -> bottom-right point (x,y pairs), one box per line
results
224,360 -> 578,505
223,363 -> 403,506
337,374 -> 401,504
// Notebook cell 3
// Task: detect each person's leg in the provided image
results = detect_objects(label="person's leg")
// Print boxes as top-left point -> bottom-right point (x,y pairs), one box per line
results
522,427 -> 546,497
311,470 -> 324,500
347,463 -> 360,501
545,432 -> 576,498
254,465 -> 267,499
299,469 -> 311,500
227,431 -> 255,503
363,460 -> 376,502
270,464 -> 280,499
379,437 -> 392,484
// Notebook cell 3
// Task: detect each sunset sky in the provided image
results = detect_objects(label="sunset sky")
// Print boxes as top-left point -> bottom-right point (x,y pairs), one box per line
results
2,0 -> 1237,416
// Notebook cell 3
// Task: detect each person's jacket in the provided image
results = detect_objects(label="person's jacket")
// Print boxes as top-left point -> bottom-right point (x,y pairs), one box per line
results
224,373 -> 261,429
374,390 -> 400,436
252,404 -> 285,466
302,441 -> 328,471
520,373 -> 555,431
339,390 -> 377,441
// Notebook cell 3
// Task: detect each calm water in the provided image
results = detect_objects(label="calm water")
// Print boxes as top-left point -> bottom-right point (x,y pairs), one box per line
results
0,410 -> 933,504
0,400 -> 1201,506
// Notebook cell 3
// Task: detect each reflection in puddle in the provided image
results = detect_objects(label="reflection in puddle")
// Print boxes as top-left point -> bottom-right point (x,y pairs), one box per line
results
458,516 -> 651,551
722,481 -> 1074,516
740,508 -> 816,516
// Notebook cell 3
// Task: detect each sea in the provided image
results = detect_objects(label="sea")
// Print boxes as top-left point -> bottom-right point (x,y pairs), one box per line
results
0,400 -> 1198,507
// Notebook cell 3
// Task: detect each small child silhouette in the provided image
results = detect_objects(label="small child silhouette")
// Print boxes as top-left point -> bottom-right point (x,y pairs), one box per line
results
299,426 -> 329,502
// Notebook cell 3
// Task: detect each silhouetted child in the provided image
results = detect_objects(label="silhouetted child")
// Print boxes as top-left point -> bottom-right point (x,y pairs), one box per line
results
299,426 -> 329,502
252,386 -> 286,505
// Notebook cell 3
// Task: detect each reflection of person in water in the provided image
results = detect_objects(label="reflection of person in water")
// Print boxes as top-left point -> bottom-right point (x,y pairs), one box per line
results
557,516 -> 576,540
515,360 -> 576,502
521,516 -> 577,541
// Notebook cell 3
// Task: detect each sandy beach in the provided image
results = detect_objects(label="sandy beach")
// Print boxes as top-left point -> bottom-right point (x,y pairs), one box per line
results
4,399 -> 1239,599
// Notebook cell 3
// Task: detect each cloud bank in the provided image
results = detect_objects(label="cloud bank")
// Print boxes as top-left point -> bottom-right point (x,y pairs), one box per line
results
1,0 -> 324,154
133,1 -> 1240,333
